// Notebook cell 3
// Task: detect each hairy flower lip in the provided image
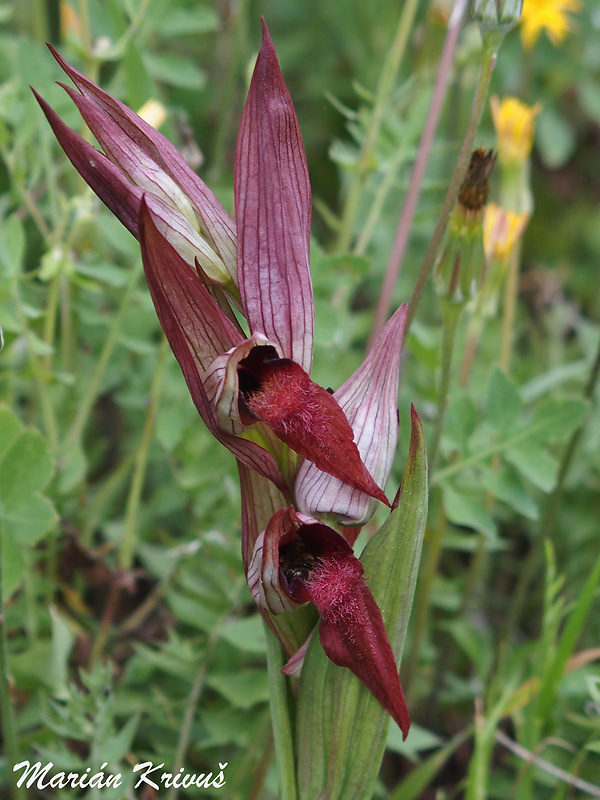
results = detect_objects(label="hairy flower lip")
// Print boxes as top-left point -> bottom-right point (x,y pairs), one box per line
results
250,507 -> 411,738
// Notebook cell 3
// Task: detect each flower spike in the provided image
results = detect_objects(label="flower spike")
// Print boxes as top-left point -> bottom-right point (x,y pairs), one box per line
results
235,19 -> 314,373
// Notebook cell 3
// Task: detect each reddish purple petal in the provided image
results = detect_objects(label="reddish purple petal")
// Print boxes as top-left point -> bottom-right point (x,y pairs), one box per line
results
235,19 -> 314,372
46,45 -> 237,279
243,358 -> 390,506
32,88 -> 143,237
139,199 -> 285,490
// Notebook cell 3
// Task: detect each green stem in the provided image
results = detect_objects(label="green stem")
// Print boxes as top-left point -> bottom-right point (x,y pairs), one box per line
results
502,331 -> 600,641
500,243 -> 521,373
264,621 -> 298,800
428,301 -> 463,475
119,338 -> 169,570
404,501 -> 446,694
0,521 -> 26,800
61,264 -> 141,456
335,0 -> 419,253
406,28 -> 504,333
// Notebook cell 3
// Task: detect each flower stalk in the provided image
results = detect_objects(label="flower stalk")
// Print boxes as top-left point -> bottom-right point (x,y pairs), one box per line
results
406,24 -> 508,332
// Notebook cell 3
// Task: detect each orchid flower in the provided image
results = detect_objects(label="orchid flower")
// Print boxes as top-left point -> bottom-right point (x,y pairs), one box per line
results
35,20 -> 415,735
247,506 -> 411,738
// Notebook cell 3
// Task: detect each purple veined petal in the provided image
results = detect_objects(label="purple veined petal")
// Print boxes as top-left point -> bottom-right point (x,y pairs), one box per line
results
141,194 -> 241,373
148,194 -> 230,283
238,461 -> 289,572
248,527 -> 301,615
235,19 -> 314,372
295,304 -> 408,525
47,45 -> 237,282
139,197 -> 286,491
204,335 -> 282,435
33,88 -> 143,237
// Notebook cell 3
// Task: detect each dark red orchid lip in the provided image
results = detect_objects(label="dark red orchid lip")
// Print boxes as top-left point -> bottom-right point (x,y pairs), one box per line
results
260,510 -> 411,738
237,350 -> 390,507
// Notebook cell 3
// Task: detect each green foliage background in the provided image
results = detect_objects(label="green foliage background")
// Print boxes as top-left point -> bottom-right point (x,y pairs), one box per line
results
1,0 -> 599,797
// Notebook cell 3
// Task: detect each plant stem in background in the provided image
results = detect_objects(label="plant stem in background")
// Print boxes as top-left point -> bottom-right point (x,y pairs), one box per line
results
119,337 -> 169,571
61,264 -> 142,459
428,301 -> 463,475
502,331 -> 600,641
406,29 -> 504,333
335,0 -> 419,254
500,243 -> 521,372
369,0 -> 469,347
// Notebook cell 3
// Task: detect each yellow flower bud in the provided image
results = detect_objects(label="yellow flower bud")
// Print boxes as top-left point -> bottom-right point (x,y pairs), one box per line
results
520,0 -> 581,50
483,202 -> 529,263
137,99 -> 168,130
490,96 -> 541,165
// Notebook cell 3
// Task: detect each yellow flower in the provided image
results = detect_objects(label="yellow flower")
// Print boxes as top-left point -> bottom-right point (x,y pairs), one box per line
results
483,203 -> 529,263
491,96 -> 541,164
520,0 -> 581,50
137,99 -> 167,130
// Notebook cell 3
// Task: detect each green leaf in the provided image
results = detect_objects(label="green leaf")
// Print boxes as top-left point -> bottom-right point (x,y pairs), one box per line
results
505,443 -> 557,492
442,485 -> 497,540
206,670 -> 269,710
0,406 -> 57,598
481,466 -> 539,519
0,428 -> 53,500
444,394 -> 478,452
536,107 -> 576,169
157,7 -> 219,37
296,406 -> 428,800
0,214 -> 24,279
219,616 -> 267,654
485,368 -> 522,432
144,53 -> 206,89
386,722 -> 443,758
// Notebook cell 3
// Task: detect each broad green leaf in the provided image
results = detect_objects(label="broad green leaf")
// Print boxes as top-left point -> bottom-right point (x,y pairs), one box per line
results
0,405 -> 22,457
296,407 -> 428,800
219,616 -> 267,654
206,670 -> 269,709
0,428 -> 53,501
486,368 -> 522,432
481,466 -> 539,520
157,7 -> 219,37
536,107 -> 576,168
444,394 -> 478,452
144,53 -> 206,90
505,443 -> 557,492
0,406 -> 57,598
386,722 -> 443,758
442,485 -> 497,540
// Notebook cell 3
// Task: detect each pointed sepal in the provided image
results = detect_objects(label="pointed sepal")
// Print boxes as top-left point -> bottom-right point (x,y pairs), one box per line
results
139,198 -> 286,491
235,19 -> 314,371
